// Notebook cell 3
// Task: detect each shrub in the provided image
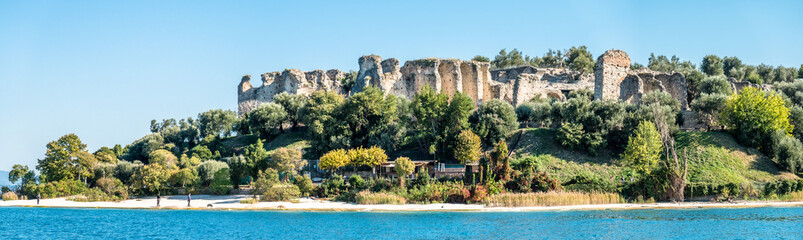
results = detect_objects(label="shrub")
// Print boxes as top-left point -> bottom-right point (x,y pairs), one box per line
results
293,175 -> 314,197
67,187 -> 117,202
470,99 -> 518,145
531,172 -> 561,192
114,160 -> 141,185
262,184 -> 301,201
368,178 -> 393,192
348,175 -> 366,191
720,87 -> 793,149
315,175 -> 345,197
37,179 -> 88,198
770,132 -> 803,174
198,160 -> 229,185
2,191 -> 19,201
355,191 -> 406,205
95,177 -> 128,200
467,185 -> 488,203
209,168 -> 232,195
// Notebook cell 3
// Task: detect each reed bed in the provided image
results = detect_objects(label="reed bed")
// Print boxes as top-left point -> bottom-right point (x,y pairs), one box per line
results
778,191 -> 803,202
2,192 -> 19,201
355,191 -> 407,205
484,191 -> 625,207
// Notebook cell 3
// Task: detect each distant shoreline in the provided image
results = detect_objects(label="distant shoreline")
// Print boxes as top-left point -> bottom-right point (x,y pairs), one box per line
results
2,195 -> 803,212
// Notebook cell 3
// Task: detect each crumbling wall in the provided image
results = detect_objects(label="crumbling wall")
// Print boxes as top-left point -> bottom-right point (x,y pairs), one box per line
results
491,66 -> 593,105
351,55 -> 402,95
391,58 -> 487,103
728,77 -> 771,93
594,50 -> 631,101
237,69 -> 343,115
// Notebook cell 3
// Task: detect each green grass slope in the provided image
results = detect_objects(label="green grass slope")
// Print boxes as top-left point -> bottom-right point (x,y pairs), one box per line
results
508,128 -> 796,195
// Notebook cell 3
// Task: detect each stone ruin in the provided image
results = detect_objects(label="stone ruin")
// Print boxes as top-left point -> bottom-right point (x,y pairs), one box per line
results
237,49 -> 696,117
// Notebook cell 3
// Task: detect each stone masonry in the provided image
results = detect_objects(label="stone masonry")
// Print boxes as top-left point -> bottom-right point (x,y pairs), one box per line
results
238,49 -> 693,116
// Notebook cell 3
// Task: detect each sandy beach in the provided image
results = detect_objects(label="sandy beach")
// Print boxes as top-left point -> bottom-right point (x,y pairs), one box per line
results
2,195 -> 803,211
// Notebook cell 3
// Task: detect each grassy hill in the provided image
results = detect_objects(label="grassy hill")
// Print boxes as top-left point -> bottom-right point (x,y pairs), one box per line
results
508,128 -> 796,197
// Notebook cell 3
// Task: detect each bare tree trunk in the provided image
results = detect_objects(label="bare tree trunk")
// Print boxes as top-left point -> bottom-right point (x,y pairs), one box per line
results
653,104 -> 689,202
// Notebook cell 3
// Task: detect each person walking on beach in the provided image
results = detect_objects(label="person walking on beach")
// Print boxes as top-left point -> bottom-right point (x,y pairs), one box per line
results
157,193 -> 161,207
36,193 -> 40,205
187,193 -> 191,207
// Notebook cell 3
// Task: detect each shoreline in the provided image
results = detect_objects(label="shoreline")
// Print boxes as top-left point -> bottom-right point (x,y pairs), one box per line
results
2,195 -> 803,212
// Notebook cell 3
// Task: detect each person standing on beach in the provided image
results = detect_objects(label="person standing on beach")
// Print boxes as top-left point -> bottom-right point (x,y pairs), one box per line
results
36,193 -> 40,205
157,193 -> 161,207
187,193 -> 191,207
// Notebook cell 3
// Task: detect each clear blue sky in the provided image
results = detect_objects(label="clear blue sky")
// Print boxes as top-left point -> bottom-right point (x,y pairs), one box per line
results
1,0 -> 802,171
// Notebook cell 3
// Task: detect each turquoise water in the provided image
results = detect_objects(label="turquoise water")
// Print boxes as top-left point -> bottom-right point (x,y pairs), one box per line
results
1,207 -> 802,239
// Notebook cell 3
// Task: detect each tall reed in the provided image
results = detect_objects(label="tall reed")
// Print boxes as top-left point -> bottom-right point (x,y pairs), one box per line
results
355,191 -> 407,205
484,191 -> 625,207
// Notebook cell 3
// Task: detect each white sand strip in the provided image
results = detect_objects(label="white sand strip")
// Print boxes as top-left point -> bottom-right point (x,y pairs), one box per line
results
2,195 -> 803,211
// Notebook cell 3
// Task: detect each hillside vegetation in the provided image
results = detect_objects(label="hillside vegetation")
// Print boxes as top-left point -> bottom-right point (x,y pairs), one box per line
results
509,128 -> 795,198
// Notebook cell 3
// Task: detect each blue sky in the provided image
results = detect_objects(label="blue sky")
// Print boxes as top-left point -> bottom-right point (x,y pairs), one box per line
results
1,0 -> 802,171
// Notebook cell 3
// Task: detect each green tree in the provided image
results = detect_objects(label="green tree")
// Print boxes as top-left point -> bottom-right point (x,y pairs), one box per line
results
197,160 -> 228,185
620,121 -> 663,176
540,49 -> 564,68
71,151 -> 97,184
798,64 -> 803,80
197,109 -> 237,138
37,133 -> 88,182
683,69 -> 706,102
189,145 -> 213,159
720,87 -> 793,148
270,147 -> 306,178
722,56 -> 743,78
148,149 -> 178,167
248,103 -> 288,136
453,130 -> 481,164
299,90 -> 346,154
757,64 -> 775,83
273,92 -> 307,130
566,45 -> 594,73
470,99 -> 518,145
9,164 -> 31,190
171,168 -> 198,189
491,49 -> 526,69
243,139 -> 269,180
393,157 -> 414,187
227,155 -> 248,187
690,93 -> 729,131
490,140 -> 511,181
135,163 -> 175,194
411,85 -> 448,156
123,133 -> 165,162
209,168 -> 232,195
701,54 -> 724,76
339,86 -> 398,149
471,55 -> 489,62
698,75 -> 733,95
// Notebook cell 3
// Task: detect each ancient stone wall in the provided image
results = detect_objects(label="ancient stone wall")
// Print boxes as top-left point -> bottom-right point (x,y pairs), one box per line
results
594,50 -> 631,101
237,68 -> 343,115
490,66 -> 594,105
391,58 -> 489,104
619,69 -> 689,109
238,50 -> 696,116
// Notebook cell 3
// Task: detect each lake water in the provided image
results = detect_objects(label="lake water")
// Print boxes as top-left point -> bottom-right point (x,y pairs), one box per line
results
0,206 -> 801,239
